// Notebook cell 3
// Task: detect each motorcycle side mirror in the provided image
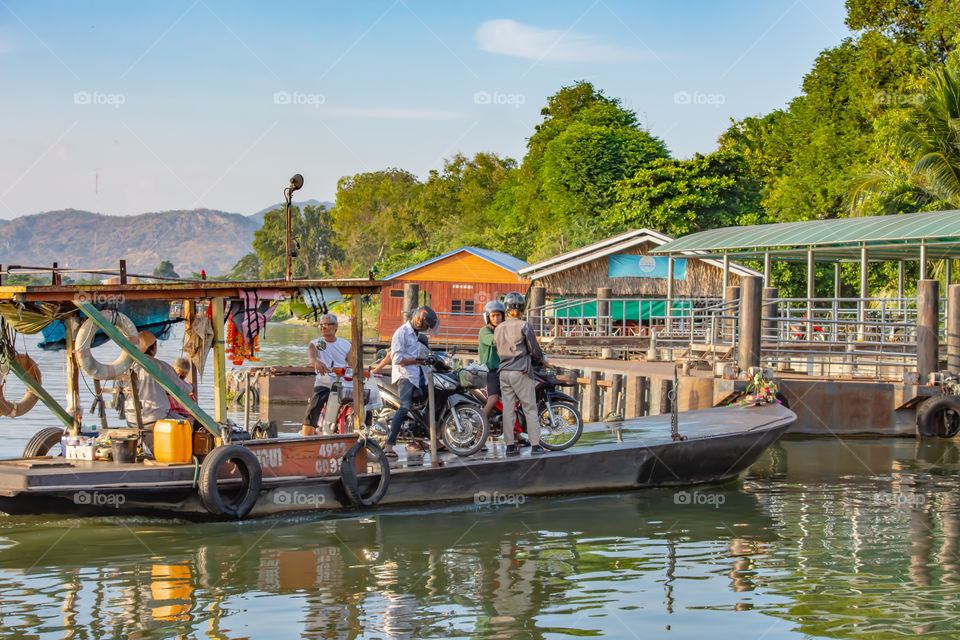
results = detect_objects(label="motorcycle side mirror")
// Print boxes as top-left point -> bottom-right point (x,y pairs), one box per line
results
450,345 -> 457,356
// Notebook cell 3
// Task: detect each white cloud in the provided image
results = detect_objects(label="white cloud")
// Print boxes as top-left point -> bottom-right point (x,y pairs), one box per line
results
476,18 -> 644,62
319,107 -> 463,120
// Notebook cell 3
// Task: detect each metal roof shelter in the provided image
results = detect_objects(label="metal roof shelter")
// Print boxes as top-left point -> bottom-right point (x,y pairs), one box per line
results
652,209 -> 960,262
651,209 -> 960,303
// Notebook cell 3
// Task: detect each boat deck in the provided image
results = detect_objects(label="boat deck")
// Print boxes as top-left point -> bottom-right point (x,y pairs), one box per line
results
0,403 -> 796,519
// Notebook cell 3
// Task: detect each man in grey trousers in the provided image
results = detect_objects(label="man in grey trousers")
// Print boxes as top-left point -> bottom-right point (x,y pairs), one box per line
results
494,291 -> 548,455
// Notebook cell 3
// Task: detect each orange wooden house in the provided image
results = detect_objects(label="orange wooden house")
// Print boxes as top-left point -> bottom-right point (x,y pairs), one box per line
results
377,247 -> 529,343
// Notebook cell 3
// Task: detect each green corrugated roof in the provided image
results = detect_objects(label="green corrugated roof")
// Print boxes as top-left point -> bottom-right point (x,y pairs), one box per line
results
652,209 -> 960,260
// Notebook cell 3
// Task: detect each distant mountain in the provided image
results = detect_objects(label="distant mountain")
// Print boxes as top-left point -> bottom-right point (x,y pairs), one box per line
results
249,199 -> 333,226
0,208 -> 260,277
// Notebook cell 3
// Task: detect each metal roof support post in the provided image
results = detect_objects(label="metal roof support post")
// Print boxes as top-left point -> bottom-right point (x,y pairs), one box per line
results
666,256 -> 674,333
898,260 -> 905,319
947,259 -> 953,287
763,251 -> 771,288
920,241 -> 928,280
722,253 -> 729,292
859,244 -> 868,341
807,249 -> 815,341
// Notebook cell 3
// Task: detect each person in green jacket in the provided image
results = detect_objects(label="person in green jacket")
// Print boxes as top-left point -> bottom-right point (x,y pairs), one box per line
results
478,300 -> 505,418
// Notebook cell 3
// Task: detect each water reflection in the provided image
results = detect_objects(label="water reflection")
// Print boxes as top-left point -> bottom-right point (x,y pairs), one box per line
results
3,428 -> 960,636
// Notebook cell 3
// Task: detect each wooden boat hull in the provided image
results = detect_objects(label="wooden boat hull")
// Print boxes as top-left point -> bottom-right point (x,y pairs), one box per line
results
0,403 -> 795,520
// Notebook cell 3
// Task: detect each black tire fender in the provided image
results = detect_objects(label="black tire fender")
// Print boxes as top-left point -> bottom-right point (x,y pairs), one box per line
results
23,427 -> 65,457
198,444 -> 262,519
340,438 -> 390,507
917,395 -> 960,438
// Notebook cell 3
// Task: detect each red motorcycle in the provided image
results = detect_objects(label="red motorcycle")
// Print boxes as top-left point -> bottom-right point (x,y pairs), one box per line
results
467,368 -> 584,451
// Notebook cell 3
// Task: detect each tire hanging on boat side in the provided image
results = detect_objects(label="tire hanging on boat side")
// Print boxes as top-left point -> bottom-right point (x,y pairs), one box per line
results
340,438 -> 390,507
198,444 -> 262,519
23,427 -> 66,457
916,395 -> 960,438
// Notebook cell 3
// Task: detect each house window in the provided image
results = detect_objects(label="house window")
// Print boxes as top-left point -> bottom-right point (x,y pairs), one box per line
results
451,300 -> 462,313
389,289 -> 404,298
464,300 -> 475,314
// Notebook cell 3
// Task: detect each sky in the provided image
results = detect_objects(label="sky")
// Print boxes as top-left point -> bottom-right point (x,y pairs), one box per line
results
0,0 -> 851,219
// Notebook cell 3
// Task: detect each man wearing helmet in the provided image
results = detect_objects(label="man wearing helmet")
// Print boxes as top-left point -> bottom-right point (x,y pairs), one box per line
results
383,305 -> 438,457
494,291 -> 548,454
478,299 -> 505,419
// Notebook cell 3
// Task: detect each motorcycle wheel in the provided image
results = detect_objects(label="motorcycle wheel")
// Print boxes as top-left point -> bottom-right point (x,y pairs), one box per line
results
440,404 -> 489,456
538,401 -> 583,451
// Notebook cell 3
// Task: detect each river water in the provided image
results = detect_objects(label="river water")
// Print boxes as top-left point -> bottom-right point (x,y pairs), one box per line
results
1,325 -> 959,638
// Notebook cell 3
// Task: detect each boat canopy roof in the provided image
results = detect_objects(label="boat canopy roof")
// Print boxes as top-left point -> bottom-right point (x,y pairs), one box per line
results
0,278 -> 385,304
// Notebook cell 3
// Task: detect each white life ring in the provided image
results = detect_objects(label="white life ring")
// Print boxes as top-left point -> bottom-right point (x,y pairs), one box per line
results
75,312 -> 140,380
0,353 -> 42,417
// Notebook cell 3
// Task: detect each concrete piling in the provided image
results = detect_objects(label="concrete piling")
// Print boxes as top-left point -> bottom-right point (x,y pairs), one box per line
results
762,286 -> 779,342
724,286 -> 740,341
529,286 -> 546,335
739,276 -> 762,372
597,287 -> 612,335
917,279 -> 940,382
403,283 -> 419,322
948,285 -> 960,374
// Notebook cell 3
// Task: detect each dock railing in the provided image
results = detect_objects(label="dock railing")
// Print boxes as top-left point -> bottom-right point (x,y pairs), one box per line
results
531,294 -> 940,380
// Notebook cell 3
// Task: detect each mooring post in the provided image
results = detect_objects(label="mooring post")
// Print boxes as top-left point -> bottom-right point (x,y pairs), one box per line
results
587,371 -> 601,422
638,376 -> 649,416
724,286 -> 740,344
119,260 -> 127,285
402,283 -> 419,322
948,284 -> 960,374
530,285 -> 546,335
610,374 -> 623,418
762,286 -> 779,343
666,257 -> 675,332
739,276 -> 762,372
597,287 -> 611,336
917,279 -> 940,382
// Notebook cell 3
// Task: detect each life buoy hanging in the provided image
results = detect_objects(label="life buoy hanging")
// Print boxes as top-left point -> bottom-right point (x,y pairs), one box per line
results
0,353 -> 42,417
75,312 -> 139,380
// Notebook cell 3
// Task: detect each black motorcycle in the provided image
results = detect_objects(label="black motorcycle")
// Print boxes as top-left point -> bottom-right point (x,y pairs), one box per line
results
371,351 -> 490,456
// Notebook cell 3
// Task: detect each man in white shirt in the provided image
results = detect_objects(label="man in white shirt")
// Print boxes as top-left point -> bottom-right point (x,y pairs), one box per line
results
301,313 -> 354,436
383,306 -> 438,457
123,331 -> 193,451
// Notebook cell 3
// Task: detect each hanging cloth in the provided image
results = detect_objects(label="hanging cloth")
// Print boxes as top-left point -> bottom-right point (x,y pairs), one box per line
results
0,302 -> 71,335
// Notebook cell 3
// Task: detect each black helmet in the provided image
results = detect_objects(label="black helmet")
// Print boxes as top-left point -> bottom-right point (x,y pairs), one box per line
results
410,306 -> 439,332
483,299 -> 505,324
503,292 -> 525,317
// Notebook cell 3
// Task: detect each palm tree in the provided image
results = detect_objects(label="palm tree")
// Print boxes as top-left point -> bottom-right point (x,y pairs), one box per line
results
849,64 -> 960,213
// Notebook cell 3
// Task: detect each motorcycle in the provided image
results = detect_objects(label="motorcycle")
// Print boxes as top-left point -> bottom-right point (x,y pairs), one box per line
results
371,351 -> 490,456
465,365 -> 584,451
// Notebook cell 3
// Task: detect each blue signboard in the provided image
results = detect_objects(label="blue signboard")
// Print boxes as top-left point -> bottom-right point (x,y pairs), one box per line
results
608,254 -> 686,280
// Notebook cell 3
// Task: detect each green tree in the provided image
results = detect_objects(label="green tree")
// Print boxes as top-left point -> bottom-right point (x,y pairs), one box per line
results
228,252 -> 261,280
850,63 -> 960,211
330,169 -> 420,274
153,260 -> 179,279
609,150 -> 763,237
253,204 -> 343,279
845,0 -> 960,62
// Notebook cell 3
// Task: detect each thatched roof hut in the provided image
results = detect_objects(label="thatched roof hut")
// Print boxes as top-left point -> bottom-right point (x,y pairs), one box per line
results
519,229 -> 760,298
